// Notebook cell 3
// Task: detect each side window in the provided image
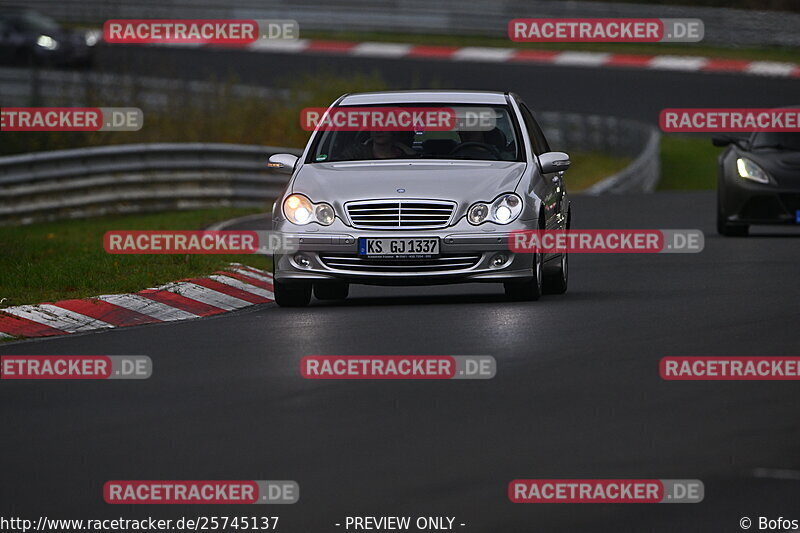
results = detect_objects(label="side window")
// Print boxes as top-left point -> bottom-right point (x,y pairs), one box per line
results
518,102 -> 550,156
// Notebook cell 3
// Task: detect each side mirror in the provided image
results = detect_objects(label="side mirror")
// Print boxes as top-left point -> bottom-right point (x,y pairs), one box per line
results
267,153 -> 298,175
539,151 -> 571,174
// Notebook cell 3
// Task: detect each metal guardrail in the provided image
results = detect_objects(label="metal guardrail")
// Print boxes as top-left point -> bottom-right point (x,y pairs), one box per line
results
0,120 -> 659,226
0,144 -> 301,226
5,0 -> 800,48
0,66 -> 660,226
585,126 -> 661,195
0,67 -> 286,109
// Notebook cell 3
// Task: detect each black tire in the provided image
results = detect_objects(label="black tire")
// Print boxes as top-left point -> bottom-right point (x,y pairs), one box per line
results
717,180 -> 748,236
314,282 -> 349,301
543,252 -> 568,295
543,209 -> 569,295
274,279 -> 312,307
504,246 -> 543,301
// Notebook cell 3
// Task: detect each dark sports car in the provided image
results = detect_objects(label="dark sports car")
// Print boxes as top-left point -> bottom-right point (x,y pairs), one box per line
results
0,8 -> 98,68
714,131 -> 800,236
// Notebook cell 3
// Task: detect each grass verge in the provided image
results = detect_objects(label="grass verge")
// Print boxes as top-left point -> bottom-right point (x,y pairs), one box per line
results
659,135 -> 721,190
569,151 -> 632,191
0,208 -> 270,308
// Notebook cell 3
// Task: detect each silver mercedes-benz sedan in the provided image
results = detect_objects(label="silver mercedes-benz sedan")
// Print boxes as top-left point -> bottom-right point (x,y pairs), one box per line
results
268,90 -> 572,307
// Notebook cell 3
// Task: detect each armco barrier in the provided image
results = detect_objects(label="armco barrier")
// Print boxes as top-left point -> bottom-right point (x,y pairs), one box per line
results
0,102 -> 659,226
585,124 -> 661,195
0,144 -> 301,226
5,0 -> 800,48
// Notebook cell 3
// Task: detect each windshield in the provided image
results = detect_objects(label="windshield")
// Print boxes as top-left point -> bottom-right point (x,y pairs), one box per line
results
11,11 -> 60,32
751,132 -> 800,151
308,104 -> 522,163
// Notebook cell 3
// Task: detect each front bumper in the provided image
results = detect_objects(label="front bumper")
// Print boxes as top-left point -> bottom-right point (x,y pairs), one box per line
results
722,180 -> 800,225
720,166 -> 800,224
273,229 -> 536,286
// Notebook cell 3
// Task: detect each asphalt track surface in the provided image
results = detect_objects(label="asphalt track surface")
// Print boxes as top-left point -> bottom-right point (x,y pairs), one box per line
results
94,44 -> 800,122
2,191 -> 800,531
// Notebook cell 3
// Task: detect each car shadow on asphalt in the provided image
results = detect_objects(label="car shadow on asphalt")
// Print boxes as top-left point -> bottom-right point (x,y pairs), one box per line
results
309,290 -> 597,308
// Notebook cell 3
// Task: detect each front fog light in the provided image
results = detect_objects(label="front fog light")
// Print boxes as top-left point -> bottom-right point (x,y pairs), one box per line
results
294,253 -> 311,268
491,253 -> 509,268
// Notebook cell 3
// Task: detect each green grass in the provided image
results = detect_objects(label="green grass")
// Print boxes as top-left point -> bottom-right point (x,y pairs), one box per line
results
0,72 -> 388,156
303,30 -> 800,64
659,135 -> 721,190
0,208 -> 271,308
568,151 -> 632,191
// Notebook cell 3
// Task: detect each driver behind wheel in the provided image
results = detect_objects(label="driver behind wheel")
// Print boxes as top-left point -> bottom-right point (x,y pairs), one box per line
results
452,129 -> 503,160
341,130 -> 416,160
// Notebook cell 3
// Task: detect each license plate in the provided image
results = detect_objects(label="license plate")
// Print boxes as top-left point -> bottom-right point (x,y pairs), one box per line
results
358,237 -> 440,258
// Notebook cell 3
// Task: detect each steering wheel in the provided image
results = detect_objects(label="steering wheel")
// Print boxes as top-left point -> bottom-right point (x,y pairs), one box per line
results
448,142 -> 501,158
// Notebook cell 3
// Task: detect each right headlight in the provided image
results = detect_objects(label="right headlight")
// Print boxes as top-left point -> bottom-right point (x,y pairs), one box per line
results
468,193 -> 523,225
736,157 -> 770,184
283,194 -> 335,226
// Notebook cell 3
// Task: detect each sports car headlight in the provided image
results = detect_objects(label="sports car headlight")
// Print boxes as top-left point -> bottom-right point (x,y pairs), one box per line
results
736,157 -> 770,184
36,35 -> 59,50
283,194 -> 334,226
468,194 -> 523,225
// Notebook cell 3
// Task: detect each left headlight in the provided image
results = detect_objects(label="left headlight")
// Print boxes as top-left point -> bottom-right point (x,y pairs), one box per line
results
736,157 -> 770,184
36,35 -> 59,50
468,193 -> 523,225
283,194 -> 335,226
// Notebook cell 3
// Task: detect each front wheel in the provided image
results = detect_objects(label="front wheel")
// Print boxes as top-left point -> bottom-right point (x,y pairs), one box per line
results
504,249 -> 543,301
274,279 -> 312,307
543,252 -> 568,295
717,212 -> 748,237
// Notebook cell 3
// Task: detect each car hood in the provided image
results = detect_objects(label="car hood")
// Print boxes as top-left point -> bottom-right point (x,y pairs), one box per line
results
292,160 -> 527,205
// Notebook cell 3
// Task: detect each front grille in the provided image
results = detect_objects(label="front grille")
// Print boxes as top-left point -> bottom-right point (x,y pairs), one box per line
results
346,199 -> 455,230
319,253 -> 481,274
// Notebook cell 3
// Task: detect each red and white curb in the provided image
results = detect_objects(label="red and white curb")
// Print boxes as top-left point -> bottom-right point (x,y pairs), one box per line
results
0,263 -> 273,341
185,39 -> 800,79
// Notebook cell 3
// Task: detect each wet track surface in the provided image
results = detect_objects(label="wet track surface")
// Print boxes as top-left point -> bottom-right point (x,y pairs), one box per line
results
3,191 -> 800,531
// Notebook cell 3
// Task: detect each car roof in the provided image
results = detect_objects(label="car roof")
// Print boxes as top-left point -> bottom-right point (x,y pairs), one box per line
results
338,90 -> 509,106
